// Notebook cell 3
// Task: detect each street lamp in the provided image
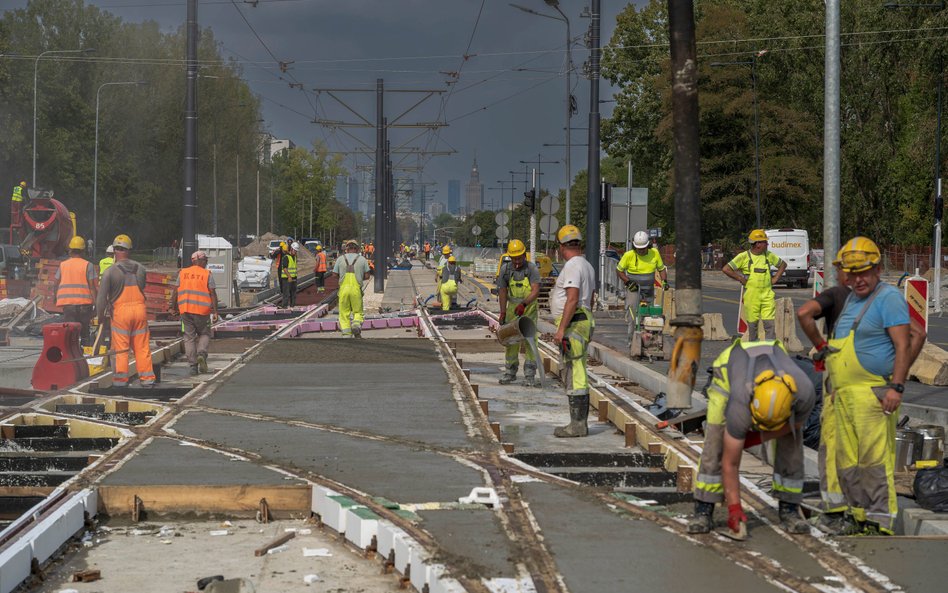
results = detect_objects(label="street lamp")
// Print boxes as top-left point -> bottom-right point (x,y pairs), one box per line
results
94,80 -> 147,253
885,1 -> 945,312
711,53 -> 765,228
33,47 -> 95,187
511,1 -> 575,224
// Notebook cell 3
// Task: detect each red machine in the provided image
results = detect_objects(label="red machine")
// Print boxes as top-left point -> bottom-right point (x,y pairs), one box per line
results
10,190 -> 74,258
31,322 -> 89,390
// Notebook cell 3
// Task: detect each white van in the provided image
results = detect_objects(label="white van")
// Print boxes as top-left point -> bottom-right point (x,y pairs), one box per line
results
765,228 -> 809,288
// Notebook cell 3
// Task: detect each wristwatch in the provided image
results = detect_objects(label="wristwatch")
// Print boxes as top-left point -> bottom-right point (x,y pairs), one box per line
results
889,383 -> 905,394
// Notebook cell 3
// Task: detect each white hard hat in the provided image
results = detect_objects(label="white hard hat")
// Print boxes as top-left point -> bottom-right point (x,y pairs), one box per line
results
291,242 -> 300,251
633,231 -> 650,249
106,245 -> 114,254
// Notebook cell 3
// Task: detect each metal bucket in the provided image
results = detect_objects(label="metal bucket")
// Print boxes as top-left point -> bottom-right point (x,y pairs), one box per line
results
914,425 -> 946,464
496,316 -> 536,347
895,429 -> 923,471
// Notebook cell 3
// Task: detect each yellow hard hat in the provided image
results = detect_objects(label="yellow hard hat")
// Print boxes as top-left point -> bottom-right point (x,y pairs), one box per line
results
280,241 -> 288,251
112,234 -> 132,250
68,236 -> 85,250
448,255 -> 456,263
750,369 -> 796,432
748,229 -> 768,243
557,224 -> 582,244
507,239 -> 526,257
442,245 -> 452,255
19,181 -> 26,188
316,244 -> 322,251
837,236 -> 881,273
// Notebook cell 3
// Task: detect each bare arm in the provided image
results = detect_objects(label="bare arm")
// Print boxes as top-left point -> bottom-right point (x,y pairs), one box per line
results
722,263 -> 746,285
527,281 -> 541,305
554,287 -> 580,344
721,432 -> 744,507
498,287 -> 508,323
771,260 -> 787,286
796,299 -> 826,348
882,324 -> 911,414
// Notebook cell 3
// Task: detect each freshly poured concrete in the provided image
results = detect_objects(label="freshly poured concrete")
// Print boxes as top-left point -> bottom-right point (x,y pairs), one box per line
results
170,411 -> 483,504
836,539 -> 948,593
417,509 -> 520,579
100,437 -> 304,486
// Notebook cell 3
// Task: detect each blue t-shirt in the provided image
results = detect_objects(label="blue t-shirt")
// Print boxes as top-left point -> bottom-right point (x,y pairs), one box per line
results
832,283 -> 909,377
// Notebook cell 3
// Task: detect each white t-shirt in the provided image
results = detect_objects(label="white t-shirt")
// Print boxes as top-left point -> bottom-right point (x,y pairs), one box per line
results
550,255 -> 595,319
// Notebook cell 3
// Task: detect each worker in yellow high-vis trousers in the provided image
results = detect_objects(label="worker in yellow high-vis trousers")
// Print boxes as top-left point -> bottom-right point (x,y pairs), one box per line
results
687,339 -> 815,539
825,237 -> 920,535
332,240 -> 370,337
723,229 -> 787,340
497,239 -> 541,386
439,255 -> 462,311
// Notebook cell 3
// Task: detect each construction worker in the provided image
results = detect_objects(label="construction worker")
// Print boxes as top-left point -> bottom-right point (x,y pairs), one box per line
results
280,242 -> 299,308
550,225 -> 596,438
270,241 -> 286,292
10,181 -> 25,236
723,229 -> 787,340
96,234 -> 156,387
314,244 -> 328,293
439,255 -> 462,311
54,236 -> 97,346
824,237 -> 914,535
687,339 -> 816,538
99,245 -> 115,277
617,230 -> 669,332
172,250 -> 218,376
332,240 -> 370,337
424,241 -> 431,261
497,239 -> 541,386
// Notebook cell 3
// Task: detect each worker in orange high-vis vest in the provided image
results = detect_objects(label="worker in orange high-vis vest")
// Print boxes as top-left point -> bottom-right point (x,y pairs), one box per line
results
172,250 -> 218,375
95,234 -> 156,387
54,235 -> 97,346
314,244 -> 328,293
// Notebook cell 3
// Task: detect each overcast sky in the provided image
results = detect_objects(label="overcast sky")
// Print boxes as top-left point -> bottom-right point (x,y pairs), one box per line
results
28,0 -> 633,212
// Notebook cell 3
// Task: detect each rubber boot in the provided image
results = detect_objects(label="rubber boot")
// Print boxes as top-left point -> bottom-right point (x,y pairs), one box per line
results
189,365 -> 199,376
352,322 -> 362,338
813,511 -> 849,535
687,501 -> 715,534
499,365 -> 518,385
554,395 -> 589,438
778,501 -> 810,534
197,354 -> 208,374
522,361 -> 540,387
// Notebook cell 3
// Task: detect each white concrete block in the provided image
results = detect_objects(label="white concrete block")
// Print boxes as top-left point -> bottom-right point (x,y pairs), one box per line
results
431,576 -> 467,593
376,520 -> 403,561
322,495 -> 362,534
0,543 -> 32,593
393,529 -> 417,574
344,507 -> 380,550
310,485 -> 339,515
410,551 -> 432,592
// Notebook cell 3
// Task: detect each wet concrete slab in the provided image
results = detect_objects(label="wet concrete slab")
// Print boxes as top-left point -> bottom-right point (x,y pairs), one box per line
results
417,509 -> 520,579
835,538 -> 948,593
170,411 -> 485,504
517,481 -> 786,593
101,437 -> 305,486
249,338 -> 438,364
203,362 -> 474,449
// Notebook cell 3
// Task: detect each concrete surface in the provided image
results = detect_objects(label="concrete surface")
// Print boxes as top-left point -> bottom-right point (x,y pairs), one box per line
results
836,538 -> 948,593
416,509 -> 519,579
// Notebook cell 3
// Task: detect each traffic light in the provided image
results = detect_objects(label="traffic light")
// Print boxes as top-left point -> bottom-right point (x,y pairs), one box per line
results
523,189 -> 536,211
600,182 -> 612,222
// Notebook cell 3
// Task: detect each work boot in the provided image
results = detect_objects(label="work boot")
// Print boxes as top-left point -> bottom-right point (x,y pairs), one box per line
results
197,354 -> 208,374
687,501 -> 715,534
499,366 -> 518,385
554,394 -> 589,438
189,365 -> 199,376
778,502 -> 810,534
522,375 -> 540,387
352,323 -> 362,338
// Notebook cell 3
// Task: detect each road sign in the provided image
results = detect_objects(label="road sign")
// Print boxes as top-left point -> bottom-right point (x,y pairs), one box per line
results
813,270 -> 824,297
539,214 -> 558,235
904,274 -> 929,332
540,195 -> 560,214
471,225 -> 481,236
495,226 -> 509,240
495,211 -> 509,225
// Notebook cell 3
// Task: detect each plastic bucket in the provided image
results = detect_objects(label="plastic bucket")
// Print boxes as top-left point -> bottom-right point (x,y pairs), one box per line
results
915,425 -> 945,464
895,429 -> 923,471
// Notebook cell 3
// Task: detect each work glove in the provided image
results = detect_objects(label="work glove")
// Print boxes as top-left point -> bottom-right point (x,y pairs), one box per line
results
515,303 -> 526,317
661,281 -> 669,290
812,341 -> 830,373
625,279 -> 639,292
727,503 -> 747,533
743,430 -> 762,449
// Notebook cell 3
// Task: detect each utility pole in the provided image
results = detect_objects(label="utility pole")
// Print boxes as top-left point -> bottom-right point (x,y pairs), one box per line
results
585,0 -> 601,284
212,143 -> 218,236
824,0 -> 840,289
256,168 -> 260,239
375,79 -> 385,292
665,0 -> 704,410
181,0 -> 198,265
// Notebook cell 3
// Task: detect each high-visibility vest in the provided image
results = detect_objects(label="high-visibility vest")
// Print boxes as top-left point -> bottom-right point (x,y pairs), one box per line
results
56,257 -> 94,305
99,256 -> 114,277
315,251 -> 327,273
282,254 -> 297,279
176,265 -> 214,315
11,186 -> 23,202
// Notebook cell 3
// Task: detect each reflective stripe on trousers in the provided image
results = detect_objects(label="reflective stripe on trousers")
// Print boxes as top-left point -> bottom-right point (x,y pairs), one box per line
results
554,309 -> 593,395
338,256 -> 364,333
504,276 -> 537,371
